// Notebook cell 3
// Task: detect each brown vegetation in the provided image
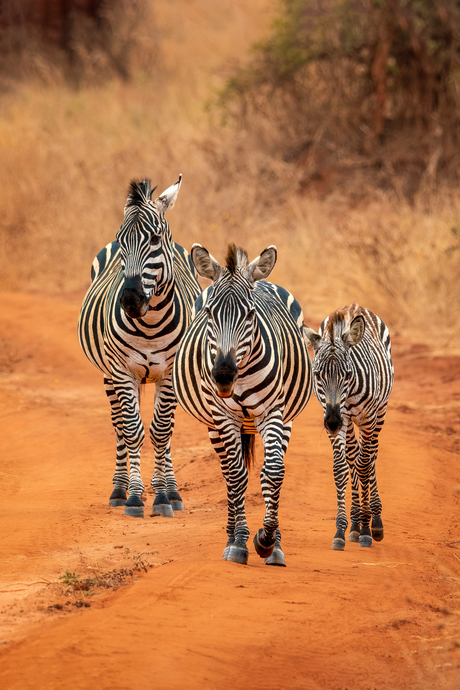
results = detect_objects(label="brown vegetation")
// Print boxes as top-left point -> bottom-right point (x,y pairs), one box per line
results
0,0 -> 458,343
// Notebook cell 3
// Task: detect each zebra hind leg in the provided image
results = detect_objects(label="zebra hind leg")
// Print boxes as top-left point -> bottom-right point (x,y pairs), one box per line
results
149,382 -> 180,518
104,377 -> 129,507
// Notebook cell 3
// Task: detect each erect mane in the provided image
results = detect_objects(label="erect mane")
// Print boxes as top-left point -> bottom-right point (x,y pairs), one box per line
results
125,179 -> 158,208
325,303 -> 362,342
225,243 -> 249,275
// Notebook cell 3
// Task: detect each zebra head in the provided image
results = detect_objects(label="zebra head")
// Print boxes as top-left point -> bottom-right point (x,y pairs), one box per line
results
303,315 -> 365,436
191,242 -> 277,398
116,176 -> 182,319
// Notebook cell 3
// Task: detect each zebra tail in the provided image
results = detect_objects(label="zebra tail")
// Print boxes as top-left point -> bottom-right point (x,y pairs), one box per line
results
241,433 -> 255,470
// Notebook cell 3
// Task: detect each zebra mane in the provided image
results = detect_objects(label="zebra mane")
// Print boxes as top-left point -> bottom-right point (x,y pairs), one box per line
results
225,243 -> 249,274
325,304 -> 362,343
125,179 -> 158,208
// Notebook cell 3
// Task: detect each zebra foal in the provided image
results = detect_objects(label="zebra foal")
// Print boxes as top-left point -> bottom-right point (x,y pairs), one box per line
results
303,304 -> 393,550
78,176 -> 200,518
172,243 -> 312,566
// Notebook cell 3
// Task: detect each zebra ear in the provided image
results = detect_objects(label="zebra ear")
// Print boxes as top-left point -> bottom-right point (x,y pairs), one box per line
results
303,326 -> 322,351
191,244 -> 222,281
244,246 -> 277,283
155,174 -> 182,213
342,315 -> 365,348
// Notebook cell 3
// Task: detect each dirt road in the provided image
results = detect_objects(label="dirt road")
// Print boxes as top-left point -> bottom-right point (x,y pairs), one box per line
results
0,292 -> 460,689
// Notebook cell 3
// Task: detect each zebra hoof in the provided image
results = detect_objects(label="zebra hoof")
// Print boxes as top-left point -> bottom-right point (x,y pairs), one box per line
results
371,517 -> 384,541
222,540 -> 235,561
109,488 -> 127,507
348,530 -> 360,542
226,544 -> 249,565
151,503 -> 174,518
253,529 -> 275,558
123,505 -> 144,518
331,538 -> 346,551
359,535 -> 373,548
167,492 -> 184,512
264,545 -> 286,567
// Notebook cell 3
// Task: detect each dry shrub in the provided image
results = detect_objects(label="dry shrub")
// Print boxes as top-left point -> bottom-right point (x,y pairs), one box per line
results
0,0 -> 458,345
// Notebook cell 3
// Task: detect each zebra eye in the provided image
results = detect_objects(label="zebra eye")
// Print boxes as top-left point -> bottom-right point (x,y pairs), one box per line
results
313,370 -> 320,378
150,234 -> 160,245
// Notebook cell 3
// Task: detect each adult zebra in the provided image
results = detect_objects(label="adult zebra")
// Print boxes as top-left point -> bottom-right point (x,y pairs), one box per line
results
78,176 -> 201,518
303,304 -> 393,550
172,243 -> 312,566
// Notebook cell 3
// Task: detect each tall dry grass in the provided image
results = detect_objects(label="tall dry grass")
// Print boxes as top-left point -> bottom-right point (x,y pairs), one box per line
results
0,0 -> 459,344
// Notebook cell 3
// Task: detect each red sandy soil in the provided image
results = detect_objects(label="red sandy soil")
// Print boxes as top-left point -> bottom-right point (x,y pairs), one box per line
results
1,292 -> 460,690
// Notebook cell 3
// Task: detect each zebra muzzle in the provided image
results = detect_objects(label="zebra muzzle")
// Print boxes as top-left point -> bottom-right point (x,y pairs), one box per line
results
120,276 -> 150,319
324,403 -> 343,436
211,348 -> 238,397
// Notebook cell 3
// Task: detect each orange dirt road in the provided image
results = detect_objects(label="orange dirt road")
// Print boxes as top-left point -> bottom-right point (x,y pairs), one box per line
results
1,292 -> 460,690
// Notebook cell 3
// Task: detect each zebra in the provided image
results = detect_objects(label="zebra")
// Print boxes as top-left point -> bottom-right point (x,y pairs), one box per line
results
172,243 -> 312,566
303,304 -> 393,550
78,176 -> 201,518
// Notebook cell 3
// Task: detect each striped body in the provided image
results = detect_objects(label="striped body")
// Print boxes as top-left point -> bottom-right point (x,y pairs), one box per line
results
304,304 -> 393,550
78,178 -> 201,518
172,244 -> 312,565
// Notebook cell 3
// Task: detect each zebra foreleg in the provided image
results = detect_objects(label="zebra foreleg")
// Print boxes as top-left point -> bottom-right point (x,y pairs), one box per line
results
149,379 -> 181,517
345,420 -> 361,542
208,429 -> 237,560
104,377 -> 129,507
113,376 -> 146,517
212,417 -> 250,565
253,410 -> 287,563
356,426 -> 376,547
330,430 -> 349,550
369,416 -> 385,542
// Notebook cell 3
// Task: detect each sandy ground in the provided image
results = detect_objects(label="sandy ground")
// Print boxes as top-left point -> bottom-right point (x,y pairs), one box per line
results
1,291 -> 460,689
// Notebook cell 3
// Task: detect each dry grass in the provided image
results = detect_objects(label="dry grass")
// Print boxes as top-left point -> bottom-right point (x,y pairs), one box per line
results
0,0 -> 459,343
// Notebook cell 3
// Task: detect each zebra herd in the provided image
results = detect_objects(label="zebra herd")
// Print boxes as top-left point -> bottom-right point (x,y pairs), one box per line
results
78,177 -> 394,566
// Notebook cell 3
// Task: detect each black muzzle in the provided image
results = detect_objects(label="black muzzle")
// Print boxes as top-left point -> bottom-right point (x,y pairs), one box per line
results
120,275 -> 149,319
324,403 -> 343,436
211,349 -> 238,398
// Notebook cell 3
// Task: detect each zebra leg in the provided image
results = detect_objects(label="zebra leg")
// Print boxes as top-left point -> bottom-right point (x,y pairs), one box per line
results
330,428 -> 349,550
209,428 -> 237,560
369,409 -> 387,542
104,377 -> 129,507
253,410 -> 287,562
356,425 -> 377,547
345,420 -> 361,542
264,423 -> 291,566
212,416 -> 250,565
112,375 -> 145,517
149,377 -> 180,517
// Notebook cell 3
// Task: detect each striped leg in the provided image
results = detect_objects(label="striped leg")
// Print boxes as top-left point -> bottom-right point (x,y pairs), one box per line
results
104,376 -> 129,506
329,427 -> 348,550
208,428 -> 237,560
345,419 -> 361,542
253,410 -> 287,563
356,423 -> 377,547
112,374 -> 145,517
149,377 -> 181,517
212,415 -> 250,565
369,405 -> 387,542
